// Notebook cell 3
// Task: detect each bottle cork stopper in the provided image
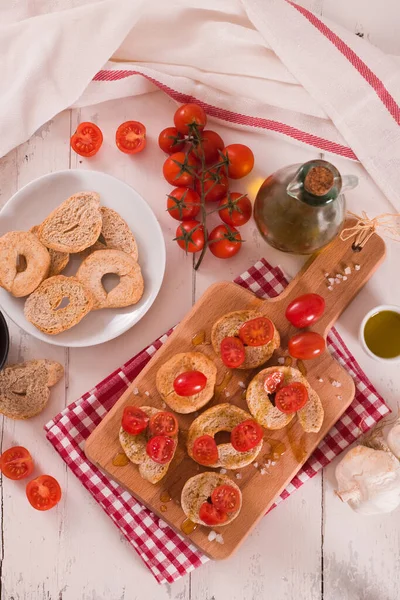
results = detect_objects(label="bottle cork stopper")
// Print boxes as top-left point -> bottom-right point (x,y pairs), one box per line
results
304,166 -> 334,196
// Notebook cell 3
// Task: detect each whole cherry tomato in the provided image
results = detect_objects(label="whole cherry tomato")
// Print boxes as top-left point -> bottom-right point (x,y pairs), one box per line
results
199,502 -> 227,525
163,152 -> 198,187
191,130 -> 224,165
285,294 -> 325,329
196,167 -> 228,202
231,419 -> 263,452
167,188 -> 200,221
173,371 -> 207,396
115,121 -> 146,154
70,122 -> 103,157
275,383 -> 309,414
288,332 -> 326,360
175,220 -> 205,253
158,127 -> 185,154
26,475 -> 62,511
221,144 -> 254,179
208,224 -> 242,259
218,192 -> 252,227
174,103 -> 207,135
0,446 -> 34,480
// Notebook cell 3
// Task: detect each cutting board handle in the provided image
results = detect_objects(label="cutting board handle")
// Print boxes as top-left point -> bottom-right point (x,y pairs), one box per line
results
258,219 -> 386,338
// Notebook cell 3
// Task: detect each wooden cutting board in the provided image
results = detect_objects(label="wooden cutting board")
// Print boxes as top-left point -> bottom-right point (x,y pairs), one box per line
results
85,221 -> 385,559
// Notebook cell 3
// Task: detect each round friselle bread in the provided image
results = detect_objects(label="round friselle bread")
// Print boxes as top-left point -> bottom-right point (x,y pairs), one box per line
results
24,275 -> 94,335
246,366 -> 324,433
119,406 -> 178,484
30,225 -> 69,277
211,310 -> 280,369
187,403 -> 263,469
156,352 -> 217,414
76,249 -> 144,310
0,231 -> 50,297
38,191 -> 102,253
181,472 -> 242,527
0,359 -> 64,419
79,207 -> 138,259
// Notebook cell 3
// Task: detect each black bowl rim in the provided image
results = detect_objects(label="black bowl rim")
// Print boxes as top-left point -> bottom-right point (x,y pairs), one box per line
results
0,310 -> 9,370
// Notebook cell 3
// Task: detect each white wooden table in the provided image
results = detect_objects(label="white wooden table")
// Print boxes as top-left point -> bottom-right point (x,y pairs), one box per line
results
0,2 -> 399,598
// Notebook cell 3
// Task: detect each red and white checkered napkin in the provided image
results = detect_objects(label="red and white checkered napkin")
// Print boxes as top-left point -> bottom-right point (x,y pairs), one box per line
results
45,259 -> 390,585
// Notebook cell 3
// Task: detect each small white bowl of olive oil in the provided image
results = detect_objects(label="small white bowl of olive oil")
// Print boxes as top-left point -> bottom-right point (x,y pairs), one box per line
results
360,305 -> 400,362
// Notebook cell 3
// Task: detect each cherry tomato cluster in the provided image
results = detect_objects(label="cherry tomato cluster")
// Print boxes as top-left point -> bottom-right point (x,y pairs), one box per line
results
159,103 -> 254,269
199,483 -> 241,526
70,121 -> 146,157
121,406 -> 178,464
285,293 -> 326,360
0,446 -> 62,511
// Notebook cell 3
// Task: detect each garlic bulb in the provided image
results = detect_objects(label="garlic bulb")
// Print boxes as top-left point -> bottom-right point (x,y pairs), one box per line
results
387,421 -> 400,459
335,445 -> 400,515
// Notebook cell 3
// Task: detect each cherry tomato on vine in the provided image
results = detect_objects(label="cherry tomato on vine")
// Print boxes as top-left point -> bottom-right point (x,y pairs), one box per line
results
163,152 -> 197,187
199,502 -> 227,525
0,446 -> 34,480
196,167 -> 228,202
191,130 -> 224,165
173,371 -> 207,396
222,144 -> 254,179
149,412 -> 178,437
174,103 -> 207,135
70,122 -> 103,157
220,336 -> 245,368
146,435 -> 175,464
175,220 -> 205,253
275,383 -> 309,414
26,475 -> 62,511
288,332 -> 326,360
115,121 -> 146,154
122,406 -> 149,435
158,127 -> 185,154
192,435 -> 219,465
208,224 -> 242,259
231,419 -> 263,452
285,294 -> 326,329
239,317 -> 274,347
167,188 -> 200,221
218,192 -> 252,227
211,485 -> 241,513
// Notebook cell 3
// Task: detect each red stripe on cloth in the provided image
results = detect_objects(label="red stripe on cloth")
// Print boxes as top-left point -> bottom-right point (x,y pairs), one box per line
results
92,69 -> 357,159
287,1 -> 400,125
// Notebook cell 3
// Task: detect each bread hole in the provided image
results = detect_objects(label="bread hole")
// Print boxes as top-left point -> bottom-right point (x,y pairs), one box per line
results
214,431 -> 232,445
54,297 -> 70,310
269,392 -> 276,407
98,233 -> 107,245
102,273 -> 120,293
16,254 -> 27,273
12,391 -> 27,397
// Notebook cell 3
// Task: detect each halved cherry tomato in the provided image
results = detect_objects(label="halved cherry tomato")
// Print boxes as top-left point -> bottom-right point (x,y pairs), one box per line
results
196,167 -> 228,203
158,127 -> 185,154
174,103 -> 207,135
116,121 -> 146,154
0,446 -> 34,480
275,383 -> 308,414
199,501 -> 227,526
288,332 -> 326,360
173,371 -> 207,396
239,317 -> 274,347
211,485 -> 240,513
122,406 -> 149,435
175,220 -> 205,253
218,192 -> 252,227
192,435 -> 218,465
208,225 -> 242,259
149,412 -> 178,437
70,122 -> 103,157
285,294 -> 325,329
220,336 -> 245,368
146,435 -> 175,464
264,371 -> 284,394
163,152 -> 198,187
26,475 -> 62,511
192,130 -> 224,165
231,419 -> 263,452
221,144 -> 254,179
167,188 -> 200,221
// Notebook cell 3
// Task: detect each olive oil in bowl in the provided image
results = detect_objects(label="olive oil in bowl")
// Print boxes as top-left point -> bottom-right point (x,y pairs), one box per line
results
361,306 -> 400,361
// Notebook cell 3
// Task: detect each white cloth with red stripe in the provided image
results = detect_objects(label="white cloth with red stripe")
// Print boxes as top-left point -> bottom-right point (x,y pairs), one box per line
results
1,0 -> 399,206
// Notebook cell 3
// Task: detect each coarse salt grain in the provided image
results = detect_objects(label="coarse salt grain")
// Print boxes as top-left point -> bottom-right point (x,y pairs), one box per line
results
355,264 -> 361,271
133,387 -> 139,395
331,380 -> 342,388
235,473 -> 242,479
344,266 -> 351,275
335,278 -> 341,284
277,357 -> 285,365
324,273 -> 329,277
238,381 -> 246,388
317,377 -> 324,383
253,462 -> 259,468
225,391 -> 230,397
216,534 -> 224,545
260,468 -> 267,475
336,274 -> 343,279
265,460 -> 271,468
328,277 -> 335,285
343,276 -> 348,281
144,391 -> 150,397
336,395 -> 343,400
271,461 -> 276,466
328,286 -> 333,291
208,531 -> 217,542
220,468 -> 227,474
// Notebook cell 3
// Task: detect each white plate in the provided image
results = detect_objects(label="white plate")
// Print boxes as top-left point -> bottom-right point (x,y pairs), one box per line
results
0,170 -> 165,347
